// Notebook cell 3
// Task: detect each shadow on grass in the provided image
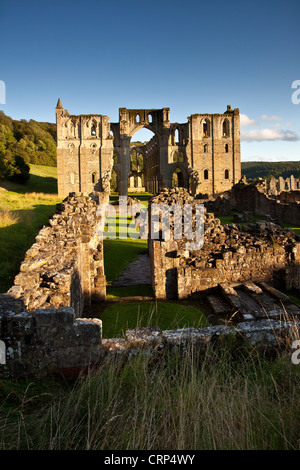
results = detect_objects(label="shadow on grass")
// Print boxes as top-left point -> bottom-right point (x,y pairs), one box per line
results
104,238 -> 148,284
0,174 -> 58,195
0,204 -> 58,292
100,301 -> 209,338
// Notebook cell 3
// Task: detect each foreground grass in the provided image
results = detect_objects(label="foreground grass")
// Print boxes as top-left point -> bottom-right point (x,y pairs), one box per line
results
0,346 -> 299,450
100,301 -> 209,338
0,165 -> 61,292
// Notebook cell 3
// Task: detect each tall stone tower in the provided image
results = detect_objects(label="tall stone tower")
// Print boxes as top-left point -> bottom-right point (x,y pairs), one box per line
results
55,99 -> 113,196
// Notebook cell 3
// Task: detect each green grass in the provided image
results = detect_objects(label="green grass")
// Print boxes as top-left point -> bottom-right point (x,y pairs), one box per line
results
289,295 -> 300,306
1,347 -> 300,449
282,222 -> 300,237
100,301 -> 209,338
107,285 -> 154,298
218,211 -> 263,225
0,164 -> 61,292
218,212 -> 300,237
0,164 -> 58,194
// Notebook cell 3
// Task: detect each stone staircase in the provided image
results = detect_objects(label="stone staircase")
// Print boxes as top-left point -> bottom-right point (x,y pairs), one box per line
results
207,281 -> 300,324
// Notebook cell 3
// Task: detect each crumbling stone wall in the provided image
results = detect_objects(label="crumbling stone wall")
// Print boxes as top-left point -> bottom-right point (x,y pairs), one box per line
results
229,180 -> 300,225
148,189 -> 300,300
7,193 -> 107,316
0,302 -> 102,378
206,179 -> 300,226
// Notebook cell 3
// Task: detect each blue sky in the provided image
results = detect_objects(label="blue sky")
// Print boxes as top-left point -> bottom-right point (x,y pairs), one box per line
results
1,0 -> 299,162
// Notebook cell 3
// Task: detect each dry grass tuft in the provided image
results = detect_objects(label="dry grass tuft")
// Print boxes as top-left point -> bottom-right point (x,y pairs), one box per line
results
0,210 -> 20,228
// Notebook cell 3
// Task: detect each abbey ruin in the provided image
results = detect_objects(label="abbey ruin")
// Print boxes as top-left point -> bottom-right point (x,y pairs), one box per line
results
55,100 -> 241,197
0,100 -> 300,379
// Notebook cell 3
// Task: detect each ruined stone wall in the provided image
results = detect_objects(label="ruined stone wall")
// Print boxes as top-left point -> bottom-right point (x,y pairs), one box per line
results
269,175 -> 300,195
148,189 -> 300,300
229,182 -> 300,225
57,101 -> 241,198
8,193 -> 107,316
0,302 -> 102,378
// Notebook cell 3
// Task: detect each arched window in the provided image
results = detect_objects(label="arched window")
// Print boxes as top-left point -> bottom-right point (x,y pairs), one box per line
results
130,149 -> 137,171
225,143 -> 229,153
204,169 -> 209,180
179,152 -> 184,162
204,144 -> 208,153
136,114 -> 140,123
91,120 -> 97,136
70,172 -> 75,185
203,119 -> 210,137
70,120 -> 76,137
137,153 -> 144,171
148,113 -> 152,124
175,128 -> 179,144
223,119 -> 230,137
172,167 -> 183,188
225,169 -> 229,179
173,151 -> 179,162
92,172 -> 97,184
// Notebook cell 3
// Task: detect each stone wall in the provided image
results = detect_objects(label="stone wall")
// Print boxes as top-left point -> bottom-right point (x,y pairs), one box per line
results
206,180 -> 300,226
0,298 -> 102,378
1,296 -> 299,378
148,189 -> 300,300
7,193 -> 107,316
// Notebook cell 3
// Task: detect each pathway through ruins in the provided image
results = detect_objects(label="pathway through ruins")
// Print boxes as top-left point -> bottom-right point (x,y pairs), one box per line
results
112,253 -> 151,287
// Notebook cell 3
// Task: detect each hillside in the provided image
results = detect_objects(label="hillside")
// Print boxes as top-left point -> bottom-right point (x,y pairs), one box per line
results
241,161 -> 300,180
0,111 -> 57,170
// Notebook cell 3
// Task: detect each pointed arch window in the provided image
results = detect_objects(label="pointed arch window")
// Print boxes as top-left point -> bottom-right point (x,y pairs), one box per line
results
225,169 -> 229,179
204,169 -> 209,180
203,119 -> 211,137
70,120 -> 76,137
225,143 -> 229,153
92,172 -> 97,184
204,144 -> 208,153
91,120 -> 97,136
223,119 -> 230,137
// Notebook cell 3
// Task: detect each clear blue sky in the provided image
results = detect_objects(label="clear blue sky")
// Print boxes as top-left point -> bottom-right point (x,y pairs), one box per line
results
1,0 -> 299,161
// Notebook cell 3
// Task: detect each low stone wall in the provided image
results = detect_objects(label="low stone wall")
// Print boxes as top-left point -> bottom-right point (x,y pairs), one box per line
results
148,189 -> 300,300
102,320 -> 300,356
1,296 -> 298,378
7,193 -> 107,316
0,297 -> 102,378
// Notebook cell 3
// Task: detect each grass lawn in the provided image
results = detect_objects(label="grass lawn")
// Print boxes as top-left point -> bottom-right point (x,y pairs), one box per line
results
0,164 -> 61,292
218,211 -> 264,225
100,301 -> 209,338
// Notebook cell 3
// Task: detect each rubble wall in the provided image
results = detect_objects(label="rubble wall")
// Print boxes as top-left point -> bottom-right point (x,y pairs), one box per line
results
148,189 -> 300,300
7,193 -> 107,316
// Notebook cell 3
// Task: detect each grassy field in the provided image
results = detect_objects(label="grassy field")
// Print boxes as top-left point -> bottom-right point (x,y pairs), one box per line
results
1,345 -> 300,450
101,301 -> 209,338
0,165 -> 61,292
